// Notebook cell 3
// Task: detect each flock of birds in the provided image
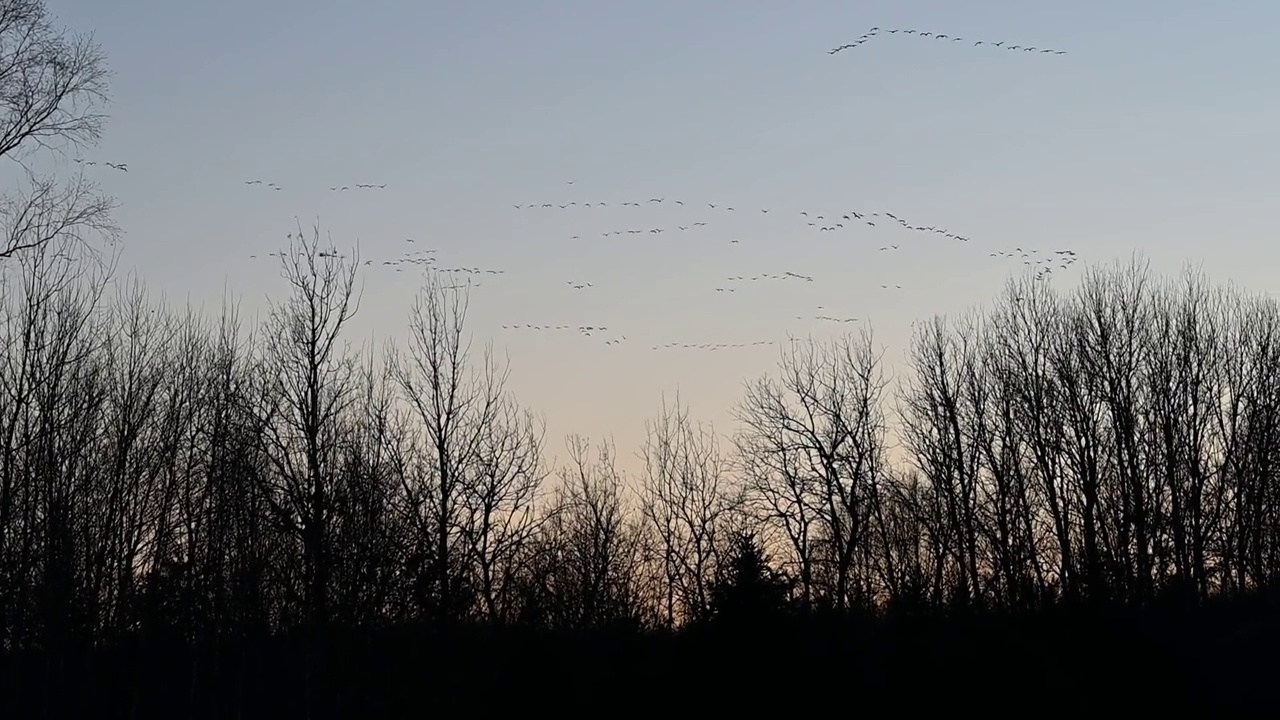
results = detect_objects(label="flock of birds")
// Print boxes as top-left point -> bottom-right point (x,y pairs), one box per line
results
500,190 -> 1082,349
510,199 -> 977,250
830,27 -> 1068,56
222,184 -> 1082,353
62,179 -> 1080,353
74,158 -> 127,172
63,26 -> 1080,360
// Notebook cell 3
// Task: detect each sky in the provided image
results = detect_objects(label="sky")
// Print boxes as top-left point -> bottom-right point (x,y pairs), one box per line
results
39,0 -> 1280,474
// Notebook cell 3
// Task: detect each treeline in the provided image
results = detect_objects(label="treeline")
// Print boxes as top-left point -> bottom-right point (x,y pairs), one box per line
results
1,233 -> 1279,713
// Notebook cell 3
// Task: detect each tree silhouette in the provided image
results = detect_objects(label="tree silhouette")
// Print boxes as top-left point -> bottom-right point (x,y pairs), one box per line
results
0,0 -> 117,261
709,531 -> 793,626
640,393 -> 738,628
733,329 -> 890,613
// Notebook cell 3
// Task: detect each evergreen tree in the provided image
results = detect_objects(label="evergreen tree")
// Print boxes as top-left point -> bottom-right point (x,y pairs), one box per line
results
710,532 -> 794,626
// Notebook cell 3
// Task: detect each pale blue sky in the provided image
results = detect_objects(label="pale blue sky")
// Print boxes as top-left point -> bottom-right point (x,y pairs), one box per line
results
47,0 -> 1280,470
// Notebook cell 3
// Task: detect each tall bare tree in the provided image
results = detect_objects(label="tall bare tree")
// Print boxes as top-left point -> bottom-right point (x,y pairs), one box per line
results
639,393 -> 737,627
734,331 -> 891,612
255,225 -> 360,631
327,345 -> 402,627
392,270 -> 540,625
898,313 -> 988,608
463,393 -> 546,624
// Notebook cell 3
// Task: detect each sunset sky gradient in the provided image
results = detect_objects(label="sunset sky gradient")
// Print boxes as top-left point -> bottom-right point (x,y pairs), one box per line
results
48,0 -> 1280,471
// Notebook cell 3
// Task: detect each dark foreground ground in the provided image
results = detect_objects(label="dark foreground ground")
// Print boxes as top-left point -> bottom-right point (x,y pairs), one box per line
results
2,595 -> 1277,718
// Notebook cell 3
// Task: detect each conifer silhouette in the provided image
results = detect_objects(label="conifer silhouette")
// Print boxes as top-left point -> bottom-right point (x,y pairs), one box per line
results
710,532 -> 794,626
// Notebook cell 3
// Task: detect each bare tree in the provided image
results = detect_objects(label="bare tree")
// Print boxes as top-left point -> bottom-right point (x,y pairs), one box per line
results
639,392 -> 737,627
94,276 -> 173,637
1216,291 -> 1280,592
255,224 -> 361,631
463,395 -> 546,624
0,0 -> 110,158
734,331 -> 891,613
0,0 -> 116,260
870,468 -> 939,611
897,313 -> 988,608
187,295 -> 279,643
1143,269 -> 1227,600
1067,258 -> 1155,602
392,269 -> 534,625
327,345 -> 402,627
0,237 -> 109,712
533,435 -> 647,630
